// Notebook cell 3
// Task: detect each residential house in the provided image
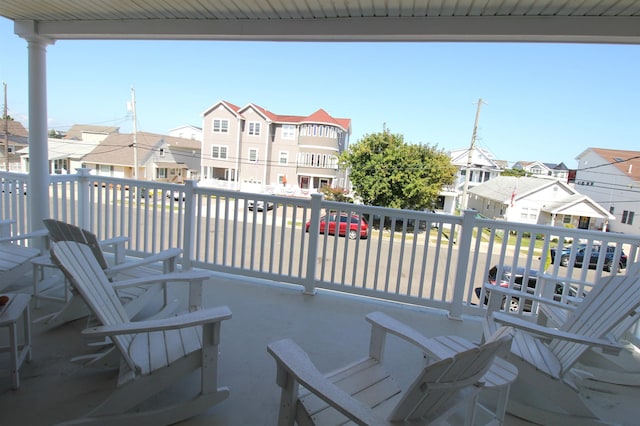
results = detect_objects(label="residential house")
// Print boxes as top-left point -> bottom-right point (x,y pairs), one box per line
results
169,125 -> 203,142
513,160 -> 570,182
447,146 -> 504,212
0,120 -> 29,172
17,138 -> 102,174
82,132 -> 201,182
574,148 -> 640,235
63,124 -> 119,143
467,175 -> 614,230
200,100 -> 351,195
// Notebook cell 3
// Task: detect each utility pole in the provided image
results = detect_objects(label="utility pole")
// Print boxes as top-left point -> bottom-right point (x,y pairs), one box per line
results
3,82 -> 8,172
460,98 -> 486,210
130,88 -> 138,180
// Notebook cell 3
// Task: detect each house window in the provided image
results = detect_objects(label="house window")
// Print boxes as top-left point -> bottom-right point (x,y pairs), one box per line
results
622,210 -> 635,225
279,151 -> 288,165
159,148 -> 165,157
563,215 -> 572,224
213,119 -> 229,133
248,122 -> 261,136
282,125 -> 295,139
156,168 -> 167,179
212,145 -> 228,159
249,148 -> 258,163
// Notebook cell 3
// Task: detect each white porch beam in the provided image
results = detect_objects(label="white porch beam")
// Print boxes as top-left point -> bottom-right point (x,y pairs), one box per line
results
15,16 -> 640,44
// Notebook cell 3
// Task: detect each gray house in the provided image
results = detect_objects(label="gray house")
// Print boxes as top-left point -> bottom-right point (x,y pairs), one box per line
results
83,132 -> 201,182
468,175 -> 613,230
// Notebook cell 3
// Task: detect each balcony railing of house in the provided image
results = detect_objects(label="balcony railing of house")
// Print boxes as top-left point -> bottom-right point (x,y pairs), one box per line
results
3,169 -> 640,342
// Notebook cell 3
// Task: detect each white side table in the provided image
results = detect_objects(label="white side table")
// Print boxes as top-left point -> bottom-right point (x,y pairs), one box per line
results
0,293 -> 32,389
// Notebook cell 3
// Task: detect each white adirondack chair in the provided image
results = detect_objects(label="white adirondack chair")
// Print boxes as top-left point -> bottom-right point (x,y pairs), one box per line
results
0,219 -> 48,290
268,312 -> 516,426
50,240 -> 231,425
482,272 -> 640,424
38,219 -> 183,328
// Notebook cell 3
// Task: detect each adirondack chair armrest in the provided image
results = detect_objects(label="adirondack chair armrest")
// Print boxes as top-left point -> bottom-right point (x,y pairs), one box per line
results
267,338 -> 380,426
104,247 -> 183,276
97,236 -> 129,264
365,311 -> 454,360
0,228 -> 49,245
110,270 -> 212,290
483,282 -> 576,312
492,312 -> 624,354
98,236 -> 129,248
81,305 -> 232,337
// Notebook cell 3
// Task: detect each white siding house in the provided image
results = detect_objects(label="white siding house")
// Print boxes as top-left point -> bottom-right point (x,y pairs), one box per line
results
575,148 -> 640,235
468,175 -> 614,230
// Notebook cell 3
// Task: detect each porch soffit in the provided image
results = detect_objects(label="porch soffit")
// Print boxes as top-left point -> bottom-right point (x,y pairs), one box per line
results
1,1 -> 639,43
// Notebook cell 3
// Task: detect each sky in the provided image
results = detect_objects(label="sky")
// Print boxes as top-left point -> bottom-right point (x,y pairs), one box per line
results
1,17 -> 639,169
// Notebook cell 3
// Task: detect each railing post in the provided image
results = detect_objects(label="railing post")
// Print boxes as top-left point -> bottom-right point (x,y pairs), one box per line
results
303,193 -> 323,295
182,180 -> 199,309
449,209 -> 477,320
182,180 -> 196,271
76,168 -> 92,230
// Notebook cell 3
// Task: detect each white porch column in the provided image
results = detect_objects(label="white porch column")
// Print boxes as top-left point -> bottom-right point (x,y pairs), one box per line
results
16,22 -> 55,233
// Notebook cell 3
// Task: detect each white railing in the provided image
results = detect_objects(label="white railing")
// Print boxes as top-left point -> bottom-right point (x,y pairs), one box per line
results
3,171 -> 640,326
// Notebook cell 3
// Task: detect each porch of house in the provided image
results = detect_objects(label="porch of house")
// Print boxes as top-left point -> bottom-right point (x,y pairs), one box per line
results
1,266 -> 639,425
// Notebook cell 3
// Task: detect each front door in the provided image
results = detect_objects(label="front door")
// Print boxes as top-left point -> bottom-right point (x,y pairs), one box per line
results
578,216 -> 590,229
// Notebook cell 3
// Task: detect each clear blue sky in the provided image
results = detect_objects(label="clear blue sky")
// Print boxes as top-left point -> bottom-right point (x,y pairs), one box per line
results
1,17 -> 639,169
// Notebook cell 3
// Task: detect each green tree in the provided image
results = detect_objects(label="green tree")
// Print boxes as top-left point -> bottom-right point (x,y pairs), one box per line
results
501,168 -> 528,177
48,129 -> 63,139
319,186 -> 352,203
340,131 -> 456,210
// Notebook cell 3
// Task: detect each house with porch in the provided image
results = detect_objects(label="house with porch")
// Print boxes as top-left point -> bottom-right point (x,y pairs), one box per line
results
513,160 -> 570,182
467,175 -> 614,230
574,148 -> 640,235
82,131 -> 201,182
446,146 -> 504,212
0,120 -> 29,172
200,100 -> 351,195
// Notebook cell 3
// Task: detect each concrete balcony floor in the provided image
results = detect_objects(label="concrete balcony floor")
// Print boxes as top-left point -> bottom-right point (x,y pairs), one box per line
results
1,268 -> 635,425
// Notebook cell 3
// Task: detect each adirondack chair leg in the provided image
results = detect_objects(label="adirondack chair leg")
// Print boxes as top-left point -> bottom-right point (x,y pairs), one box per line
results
56,390 -> 230,426
463,393 -> 479,426
62,352 -> 229,425
274,362 -> 299,426
507,357 -> 605,425
33,294 -> 90,329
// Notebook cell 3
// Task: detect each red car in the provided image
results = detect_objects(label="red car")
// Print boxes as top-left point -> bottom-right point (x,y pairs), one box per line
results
306,213 -> 368,239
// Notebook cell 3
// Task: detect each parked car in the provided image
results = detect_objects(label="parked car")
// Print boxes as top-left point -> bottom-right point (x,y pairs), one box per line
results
247,199 -> 274,211
475,265 -> 577,312
0,179 -> 27,195
166,190 -> 185,202
551,244 -> 627,272
305,212 -> 369,240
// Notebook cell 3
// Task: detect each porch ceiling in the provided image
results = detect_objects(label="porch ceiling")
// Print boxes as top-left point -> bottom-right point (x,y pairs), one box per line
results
1,1 -> 639,43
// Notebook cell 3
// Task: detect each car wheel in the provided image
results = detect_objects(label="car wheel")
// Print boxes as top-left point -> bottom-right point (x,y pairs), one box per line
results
348,230 -> 357,240
501,296 -> 520,312
560,256 -> 569,267
507,298 -> 520,312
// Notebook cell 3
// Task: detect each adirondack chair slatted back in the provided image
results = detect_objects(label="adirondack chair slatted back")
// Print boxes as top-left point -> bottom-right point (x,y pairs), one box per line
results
51,241 -> 136,370
550,273 -> 640,374
44,219 -> 109,269
388,331 -> 513,422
